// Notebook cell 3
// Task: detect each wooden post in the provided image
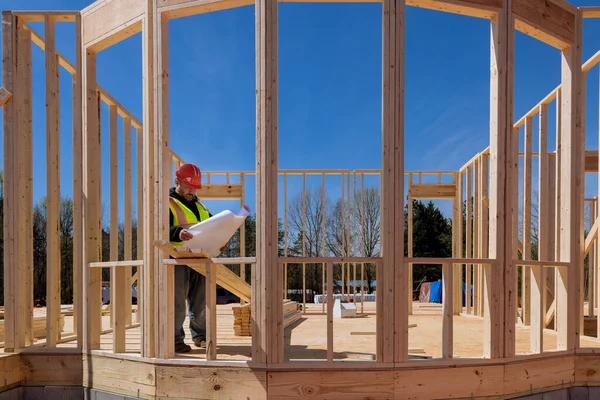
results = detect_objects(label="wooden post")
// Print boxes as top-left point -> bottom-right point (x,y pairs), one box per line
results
45,15 -> 62,348
255,0 -> 281,365
142,1 -> 156,358
124,118 -> 133,327
479,155 -> 489,319
522,116 -> 532,326
83,43 -> 102,351
206,264 -> 217,360
153,7 -> 171,359
488,0 -> 514,358
408,174 -> 413,315
442,262 -> 453,359
557,9 -> 583,351
474,158 -> 480,317
136,127 -> 144,325
2,11 -> 17,352
466,166 -> 472,314
382,0 -> 405,364
73,13 -> 84,346
456,171 -> 464,315
453,172 -> 461,316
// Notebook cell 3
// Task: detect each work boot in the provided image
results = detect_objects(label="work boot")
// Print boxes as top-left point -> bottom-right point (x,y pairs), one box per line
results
193,337 -> 206,348
175,342 -> 191,353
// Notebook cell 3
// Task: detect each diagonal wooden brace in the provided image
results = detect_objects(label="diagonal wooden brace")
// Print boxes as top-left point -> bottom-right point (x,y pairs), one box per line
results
0,87 -> 12,107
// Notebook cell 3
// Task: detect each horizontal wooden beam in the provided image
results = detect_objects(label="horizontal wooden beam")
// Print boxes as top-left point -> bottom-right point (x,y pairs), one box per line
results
405,0 -> 499,19
82,0 -> 144,52
12,11 -> 78,22
513,0 -> 575,50
581,6 -> 600,18
196,184 -> 243,199
159,0 -> 254,19
409,183 -> 457,199
159,0 -> 500,19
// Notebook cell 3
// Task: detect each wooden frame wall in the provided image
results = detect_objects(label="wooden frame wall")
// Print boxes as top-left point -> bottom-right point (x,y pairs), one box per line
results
0,0 -> 590,384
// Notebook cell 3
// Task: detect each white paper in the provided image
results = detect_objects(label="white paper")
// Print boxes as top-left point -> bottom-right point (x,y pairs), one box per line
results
185,205 -> 251,256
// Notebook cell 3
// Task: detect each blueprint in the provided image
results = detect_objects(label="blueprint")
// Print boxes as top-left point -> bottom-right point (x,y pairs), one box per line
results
185,205 -> 251,256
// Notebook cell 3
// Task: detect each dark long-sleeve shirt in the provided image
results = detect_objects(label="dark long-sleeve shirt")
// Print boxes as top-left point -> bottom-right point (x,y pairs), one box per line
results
169,187 -> 212,243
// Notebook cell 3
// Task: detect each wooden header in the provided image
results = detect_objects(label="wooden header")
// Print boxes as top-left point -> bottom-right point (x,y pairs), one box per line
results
10,11 -> 78,22
157,0 -> 501,20
513,0 -> 576,50
82,0 -> 144,52
409,183 -> 457,200
196,184 -> 243,200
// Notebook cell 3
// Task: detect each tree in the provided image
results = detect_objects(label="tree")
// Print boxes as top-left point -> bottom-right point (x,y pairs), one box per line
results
405,200 -> 453,286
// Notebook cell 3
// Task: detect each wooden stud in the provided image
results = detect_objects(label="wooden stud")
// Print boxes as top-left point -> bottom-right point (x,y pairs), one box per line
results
408,174 -> 413,316
73,13 -> 84,346
153,8 -> 171,359
2,11 -> 17,352
321,173 -> 326,314
327,262 -> 333,362
206,264 -> 217,360
240,173 -> 246,294
124,118 -> 133,327
142,2 -> 156,358
474,158 -> 480,316
522,116 -> 532,327
136,127 -> 144,325
386,0 -> 406,364
45,15 -> 61,348
488,0 -> 514,358
255,0 -> 280,365
82,46 -> 102,351
557,8 -> 583,351
466,166 -> 472,315
442,262 -> 453,359
158,262 -> 174,359
456,171 -> 464,315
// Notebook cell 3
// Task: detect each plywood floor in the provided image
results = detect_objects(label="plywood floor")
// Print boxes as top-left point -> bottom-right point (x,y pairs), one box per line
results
4,301 -> 600,361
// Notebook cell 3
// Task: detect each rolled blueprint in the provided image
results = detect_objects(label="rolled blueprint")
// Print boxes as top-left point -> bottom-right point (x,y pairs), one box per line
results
185,205 -> 251,256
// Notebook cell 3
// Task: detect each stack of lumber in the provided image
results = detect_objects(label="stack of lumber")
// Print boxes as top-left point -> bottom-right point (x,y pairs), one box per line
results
233,300 -> 301,336
232,304 -> 252,336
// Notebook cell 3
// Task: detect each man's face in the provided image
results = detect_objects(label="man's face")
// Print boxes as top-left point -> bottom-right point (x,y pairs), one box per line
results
175,179 -> 197,201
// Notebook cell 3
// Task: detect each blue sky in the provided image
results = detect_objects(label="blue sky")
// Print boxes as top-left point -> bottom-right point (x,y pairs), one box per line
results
1,0 -> 600,232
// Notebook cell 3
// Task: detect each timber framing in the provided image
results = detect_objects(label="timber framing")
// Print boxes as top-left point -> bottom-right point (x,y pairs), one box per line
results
1,0 -> 600,399
2,351 -> 600,399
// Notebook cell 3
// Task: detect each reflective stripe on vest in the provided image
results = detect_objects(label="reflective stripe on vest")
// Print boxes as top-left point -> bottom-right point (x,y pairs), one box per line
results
169,197 -> 210,246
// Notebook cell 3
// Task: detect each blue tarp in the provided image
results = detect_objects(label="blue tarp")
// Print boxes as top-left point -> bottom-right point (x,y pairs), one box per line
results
427,280 -> 473,305
429,280 -> 442,303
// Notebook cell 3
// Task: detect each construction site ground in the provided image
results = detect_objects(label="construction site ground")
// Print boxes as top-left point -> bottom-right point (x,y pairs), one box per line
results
2,301 -> 600,360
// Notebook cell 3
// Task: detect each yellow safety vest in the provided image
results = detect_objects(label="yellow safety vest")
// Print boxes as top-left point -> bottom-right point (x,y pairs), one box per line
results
169,196 -> 210,246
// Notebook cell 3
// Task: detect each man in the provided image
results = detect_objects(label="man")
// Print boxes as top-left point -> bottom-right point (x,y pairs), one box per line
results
169,163 -> 225,353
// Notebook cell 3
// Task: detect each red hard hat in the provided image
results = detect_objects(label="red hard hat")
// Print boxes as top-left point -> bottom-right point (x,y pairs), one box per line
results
176,163 -> 202,189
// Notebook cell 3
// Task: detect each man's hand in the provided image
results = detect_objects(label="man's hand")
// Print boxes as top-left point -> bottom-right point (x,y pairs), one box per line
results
179,229 -> 193,241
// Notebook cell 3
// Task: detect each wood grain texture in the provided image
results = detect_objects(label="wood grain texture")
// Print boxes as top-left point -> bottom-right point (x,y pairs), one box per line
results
83,0 -> 144,50
268,371 -> 394,399
20,354 -> 82,386
504,356 -> 575,396
155,366 -> 266,398
513,0 -> 575,49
